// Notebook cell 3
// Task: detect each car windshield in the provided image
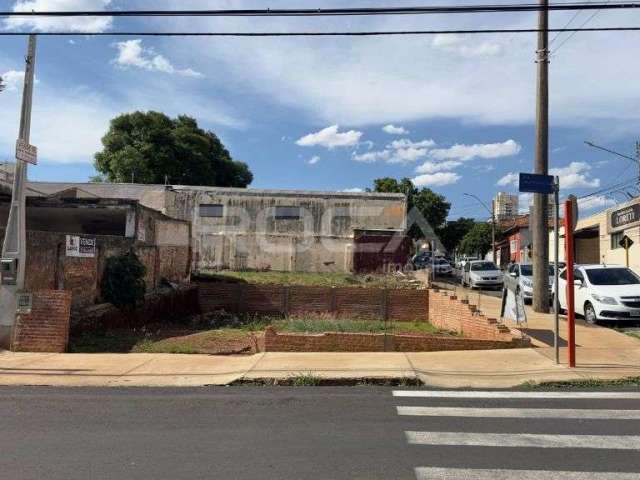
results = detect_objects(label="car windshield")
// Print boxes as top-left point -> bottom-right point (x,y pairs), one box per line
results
436,259 -> 449,265
586,268 -> 640,285
520,265 -> 554,276
471,262 -> 498,271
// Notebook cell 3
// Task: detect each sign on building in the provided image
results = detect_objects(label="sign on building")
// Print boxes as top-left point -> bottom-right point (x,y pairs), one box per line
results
65,235 -> 96,258
16,293 -> 32,315
15,139 -> 38,165
610,203 -> 640,232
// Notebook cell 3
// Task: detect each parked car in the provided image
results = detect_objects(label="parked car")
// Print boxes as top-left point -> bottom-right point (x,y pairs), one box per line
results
432,258 -> 453,276
411,252 -> 432,270
554,264 -> 640,324
508,263 -> 555,304
461,260 -> 504,289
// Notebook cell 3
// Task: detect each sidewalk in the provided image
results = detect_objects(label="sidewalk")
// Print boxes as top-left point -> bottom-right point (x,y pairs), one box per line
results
1,290 -> 638,389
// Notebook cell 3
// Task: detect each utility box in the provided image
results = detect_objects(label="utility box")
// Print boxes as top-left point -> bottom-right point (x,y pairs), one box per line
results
0,258 -> 18,285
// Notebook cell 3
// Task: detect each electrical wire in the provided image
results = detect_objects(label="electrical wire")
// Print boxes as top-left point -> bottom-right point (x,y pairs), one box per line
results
2,26 -> 640,36
2,3 -> 640,17
550,1 -> 590,45
551,0 -> 613,55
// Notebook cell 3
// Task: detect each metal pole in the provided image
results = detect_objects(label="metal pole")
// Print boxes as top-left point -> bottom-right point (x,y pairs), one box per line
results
553,176 -> 560,364
0,34 -> 37,347
532,0 -> 550,313
492,200 -> 497,265
565,199 -> 576,368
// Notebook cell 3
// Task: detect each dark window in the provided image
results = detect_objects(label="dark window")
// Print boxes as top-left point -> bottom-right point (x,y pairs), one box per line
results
470,262 -> 498,271
611,231 -> 624,250
200,204 -> 224,218
275,206 -> 301,220
586,267 -> 640,285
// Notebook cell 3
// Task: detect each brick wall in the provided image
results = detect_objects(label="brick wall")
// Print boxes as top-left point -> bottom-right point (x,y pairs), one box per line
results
70,285 -> 199,334
12,290 -> 72,353
428,289 -> 518,342
197,281 -> 428,321
263,327 -> 528,352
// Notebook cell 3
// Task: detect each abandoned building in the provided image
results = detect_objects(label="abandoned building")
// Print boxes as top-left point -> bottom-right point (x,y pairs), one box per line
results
1,172 -> 417,273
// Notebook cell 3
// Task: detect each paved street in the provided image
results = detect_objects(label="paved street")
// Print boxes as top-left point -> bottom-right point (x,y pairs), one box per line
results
2,387 -> 640,479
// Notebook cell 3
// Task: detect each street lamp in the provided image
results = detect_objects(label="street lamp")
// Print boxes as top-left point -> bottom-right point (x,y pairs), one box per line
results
463,193 -> 497,265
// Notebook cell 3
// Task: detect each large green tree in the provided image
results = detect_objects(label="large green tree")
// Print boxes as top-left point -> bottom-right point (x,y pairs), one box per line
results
458,222 -> 493,257
439,217 -> 476,253
372,177 -> 451,240
94,111 -> 253,187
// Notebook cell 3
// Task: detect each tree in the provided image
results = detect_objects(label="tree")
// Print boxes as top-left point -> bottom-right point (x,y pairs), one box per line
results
0,75 -> 5,92
94,111 -> 253,187
101,251 -> 147,310
439,217 -> 476,253
372,177 -> 451,240
458,222 -> 493,258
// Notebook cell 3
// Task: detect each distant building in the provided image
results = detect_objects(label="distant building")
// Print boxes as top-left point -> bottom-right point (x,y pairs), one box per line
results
493,192 -> 519,221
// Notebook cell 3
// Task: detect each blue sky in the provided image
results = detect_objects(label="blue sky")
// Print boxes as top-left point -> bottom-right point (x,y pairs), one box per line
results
2,0 -> 640,220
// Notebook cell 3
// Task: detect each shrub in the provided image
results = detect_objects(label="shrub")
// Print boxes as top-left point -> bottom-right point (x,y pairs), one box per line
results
101,250 -> 147,310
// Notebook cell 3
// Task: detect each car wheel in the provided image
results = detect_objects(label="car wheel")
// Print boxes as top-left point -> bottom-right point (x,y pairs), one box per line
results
584,302 -> 599,325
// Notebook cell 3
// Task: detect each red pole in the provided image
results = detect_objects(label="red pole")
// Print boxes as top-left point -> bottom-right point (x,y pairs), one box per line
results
564,200 -> 576,368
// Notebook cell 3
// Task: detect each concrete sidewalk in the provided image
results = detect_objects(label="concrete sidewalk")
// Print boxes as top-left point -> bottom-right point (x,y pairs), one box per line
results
2,346 -> 639,388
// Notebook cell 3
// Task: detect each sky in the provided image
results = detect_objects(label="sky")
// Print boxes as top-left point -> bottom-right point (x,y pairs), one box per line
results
1,0 -> 640,220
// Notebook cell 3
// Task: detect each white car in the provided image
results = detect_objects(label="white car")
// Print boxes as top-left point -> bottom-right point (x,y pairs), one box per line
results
461,260 -> 504,289
555,264 -> 640,324
508,263 -> 555,304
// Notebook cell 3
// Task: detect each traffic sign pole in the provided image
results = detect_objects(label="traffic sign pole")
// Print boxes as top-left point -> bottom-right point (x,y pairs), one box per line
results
564,199 -> 576,368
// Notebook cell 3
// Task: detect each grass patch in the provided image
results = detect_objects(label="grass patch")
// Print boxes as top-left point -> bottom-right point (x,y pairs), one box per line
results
196,270 -> 420,289
271,316 -> 445,335
522,377 -> 640,389
289,373 -> 323,386
232,377 -> 424,387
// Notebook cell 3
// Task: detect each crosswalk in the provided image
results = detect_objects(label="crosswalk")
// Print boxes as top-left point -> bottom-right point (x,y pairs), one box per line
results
392,389 -> 640,479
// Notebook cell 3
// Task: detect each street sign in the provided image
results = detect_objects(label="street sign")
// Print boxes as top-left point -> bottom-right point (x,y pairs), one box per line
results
15,139 -> 37,165
620,235 -> 634,249
519,173 -> 555,194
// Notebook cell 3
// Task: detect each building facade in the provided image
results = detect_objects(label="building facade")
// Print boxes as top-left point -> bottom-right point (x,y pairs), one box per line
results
494,192 -> 519,221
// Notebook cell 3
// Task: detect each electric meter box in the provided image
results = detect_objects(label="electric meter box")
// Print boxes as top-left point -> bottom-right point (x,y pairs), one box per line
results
0,258 -> 18,285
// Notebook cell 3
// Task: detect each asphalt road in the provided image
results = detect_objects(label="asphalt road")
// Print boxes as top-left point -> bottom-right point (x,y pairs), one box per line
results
2,386 -> 640,479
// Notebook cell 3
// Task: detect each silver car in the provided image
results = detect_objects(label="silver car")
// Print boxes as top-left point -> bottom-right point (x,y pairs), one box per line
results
461,260 -> 504,289
508,263 -> 555,304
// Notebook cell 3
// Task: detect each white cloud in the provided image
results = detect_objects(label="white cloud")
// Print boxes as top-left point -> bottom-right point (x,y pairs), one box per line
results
432,34 -> 503,58
412,172 -> 461,187
497,172 -> 519,187
550,162 -> 600,189
352,150 -> 387,163
296,125 -> 362,149
382,124 -> 409,135
113,40 -> 203,78
429,139 -> 522,161
388,138 -> 436,149
342,187 -> 364,193
578,195 -> 616,212
4,0 -> 113,33
0,70 -> 25,91
308,155 -> 320,165
415,160 -> 462,174
519,193 -> 533,213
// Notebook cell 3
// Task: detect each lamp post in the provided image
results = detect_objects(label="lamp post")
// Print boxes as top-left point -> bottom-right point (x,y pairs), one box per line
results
463,193 -> 497,265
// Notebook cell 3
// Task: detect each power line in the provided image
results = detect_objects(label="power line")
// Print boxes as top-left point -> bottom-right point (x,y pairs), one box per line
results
551,0 -> 613,54
3,26 -> 640,36
2,2 -> 640,17
549,1 -> 589,45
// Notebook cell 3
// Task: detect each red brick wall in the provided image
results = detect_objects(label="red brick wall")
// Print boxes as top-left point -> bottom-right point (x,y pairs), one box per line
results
262,327 -> 528,352
428,289 -> 517,342
197,281 -> 428,321
12,290 -> 72,353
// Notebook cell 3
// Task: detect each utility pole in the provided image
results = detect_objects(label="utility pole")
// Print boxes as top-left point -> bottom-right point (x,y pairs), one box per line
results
491,200 -> 497,265
532,0 -> 550,313
0,35 -> 37,348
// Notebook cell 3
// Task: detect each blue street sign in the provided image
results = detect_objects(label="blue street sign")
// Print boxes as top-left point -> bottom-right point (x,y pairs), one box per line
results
519,173 -> 555,194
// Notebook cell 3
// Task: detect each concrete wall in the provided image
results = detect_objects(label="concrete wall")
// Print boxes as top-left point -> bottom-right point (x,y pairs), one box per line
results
166,187 -> 407,273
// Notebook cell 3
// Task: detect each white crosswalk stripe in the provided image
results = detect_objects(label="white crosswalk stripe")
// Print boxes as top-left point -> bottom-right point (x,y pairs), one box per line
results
397,406 -> 640,419
406,431 -> 640,449
393,390 -> 640,399
393,390 -> 640,479
415,467 -> 640,480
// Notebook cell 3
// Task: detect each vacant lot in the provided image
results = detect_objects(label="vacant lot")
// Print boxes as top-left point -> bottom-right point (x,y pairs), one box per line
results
196,270 -> 422,289
70,314 -> 447,355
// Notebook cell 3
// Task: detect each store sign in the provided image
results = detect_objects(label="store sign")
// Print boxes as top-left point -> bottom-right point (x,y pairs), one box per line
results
66,235 -> 96,258
610,203 -> 640,231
